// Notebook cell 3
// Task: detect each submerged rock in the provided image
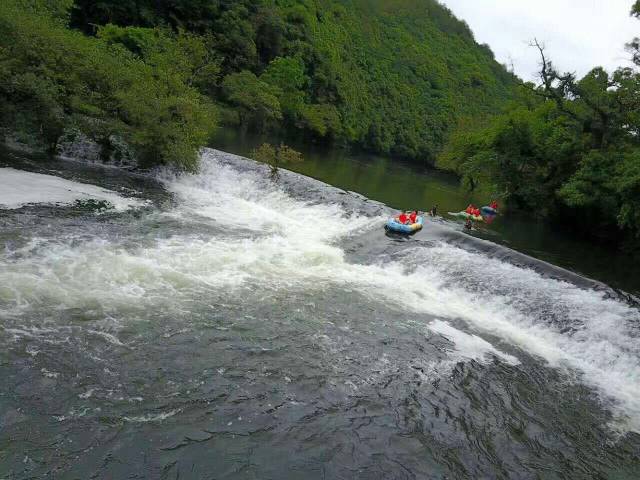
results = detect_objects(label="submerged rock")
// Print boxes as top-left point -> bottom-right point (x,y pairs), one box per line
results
56,127 -> 102,163
106,134 -> 137,169
55,127 -> 138,169
3,131 -> 48,154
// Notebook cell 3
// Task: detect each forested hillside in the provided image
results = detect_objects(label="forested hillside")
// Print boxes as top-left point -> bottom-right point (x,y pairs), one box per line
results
0,0 -> 519,168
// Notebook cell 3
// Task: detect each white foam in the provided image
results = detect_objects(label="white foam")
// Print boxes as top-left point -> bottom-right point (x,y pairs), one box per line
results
428,320 -> 519,365
87,330 -> 126,347
160,151 -> 375,240
123,408 -> 182,423
0,168 -> 146,211
330,246 -> 640,432
79,389 -> 95,399
40,368 -> 59,379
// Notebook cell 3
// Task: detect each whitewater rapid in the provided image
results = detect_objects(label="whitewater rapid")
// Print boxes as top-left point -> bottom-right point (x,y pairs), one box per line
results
0,167 -> 147,210
1,148 -> 639,439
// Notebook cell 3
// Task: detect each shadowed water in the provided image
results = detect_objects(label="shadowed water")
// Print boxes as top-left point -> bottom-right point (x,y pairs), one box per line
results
1,148 -> 639,479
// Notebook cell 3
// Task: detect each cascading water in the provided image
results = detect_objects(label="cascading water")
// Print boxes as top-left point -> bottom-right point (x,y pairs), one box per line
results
1,148 -> 639,479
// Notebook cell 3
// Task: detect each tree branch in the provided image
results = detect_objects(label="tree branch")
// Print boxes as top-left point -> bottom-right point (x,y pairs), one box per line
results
528,38 -> 580,120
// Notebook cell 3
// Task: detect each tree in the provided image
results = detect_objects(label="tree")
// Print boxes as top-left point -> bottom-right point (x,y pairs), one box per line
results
213,3 -> 258,73
97,25 -> 220,90
221,70 -> 282,130
627,2 -> 640,65
529,38 -> 578,119
260,56 -> 308,121
18,0 -> 73,23
558,151 -> 620,230
255,7 -> 287,64
299,103 -> 342,139
616,150 -> 640,237
251,142 -> 303,180
438,5 -> 640,247
0,0 -> 216,169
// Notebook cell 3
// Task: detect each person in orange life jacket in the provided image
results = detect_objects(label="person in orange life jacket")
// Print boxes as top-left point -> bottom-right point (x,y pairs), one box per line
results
465,204 -> 475,214
397,212 -> 409,224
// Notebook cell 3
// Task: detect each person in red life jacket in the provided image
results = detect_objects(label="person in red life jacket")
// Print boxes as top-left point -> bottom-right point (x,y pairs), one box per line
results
472,207 -> 481,217
489,200 -> 499,211
397,212 -> 409,224
408,210 -> 418,224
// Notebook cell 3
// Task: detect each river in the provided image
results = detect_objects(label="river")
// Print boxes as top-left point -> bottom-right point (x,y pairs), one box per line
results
211,128 -> 640,297
1,144 -> 639,479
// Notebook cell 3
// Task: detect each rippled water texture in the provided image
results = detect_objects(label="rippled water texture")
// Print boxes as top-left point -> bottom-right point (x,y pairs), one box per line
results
1,149 -> 639,479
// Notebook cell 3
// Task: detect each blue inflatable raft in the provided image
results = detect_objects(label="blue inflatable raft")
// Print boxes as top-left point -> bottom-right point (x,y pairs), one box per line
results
385,215 -> 424,234
481,206 -> 498,215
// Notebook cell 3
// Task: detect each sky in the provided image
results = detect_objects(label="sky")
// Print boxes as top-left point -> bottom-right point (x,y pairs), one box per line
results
439,0 -> 639,81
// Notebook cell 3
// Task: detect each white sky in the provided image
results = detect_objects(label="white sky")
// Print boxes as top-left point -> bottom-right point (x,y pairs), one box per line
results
439,0 -> 639,81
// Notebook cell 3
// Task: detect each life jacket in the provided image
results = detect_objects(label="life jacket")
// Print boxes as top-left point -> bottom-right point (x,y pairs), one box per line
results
490,201 -> 498,210
409,212 -> 417,223
473,208 -> 481,217
466,205 -> 474,214
398,213 -> 408,224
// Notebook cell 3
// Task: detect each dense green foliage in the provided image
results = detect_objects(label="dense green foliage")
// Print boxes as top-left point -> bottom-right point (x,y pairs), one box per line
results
67,0 -> 518,162
1,0 -> 519,168
439,10 -> 640,246
0,0 -> 215,169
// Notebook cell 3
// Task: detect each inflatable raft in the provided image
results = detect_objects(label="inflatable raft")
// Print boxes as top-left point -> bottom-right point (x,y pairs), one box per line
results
481,206 -> 498,215
385,215 -> 424,234
448,211 -> 483,222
